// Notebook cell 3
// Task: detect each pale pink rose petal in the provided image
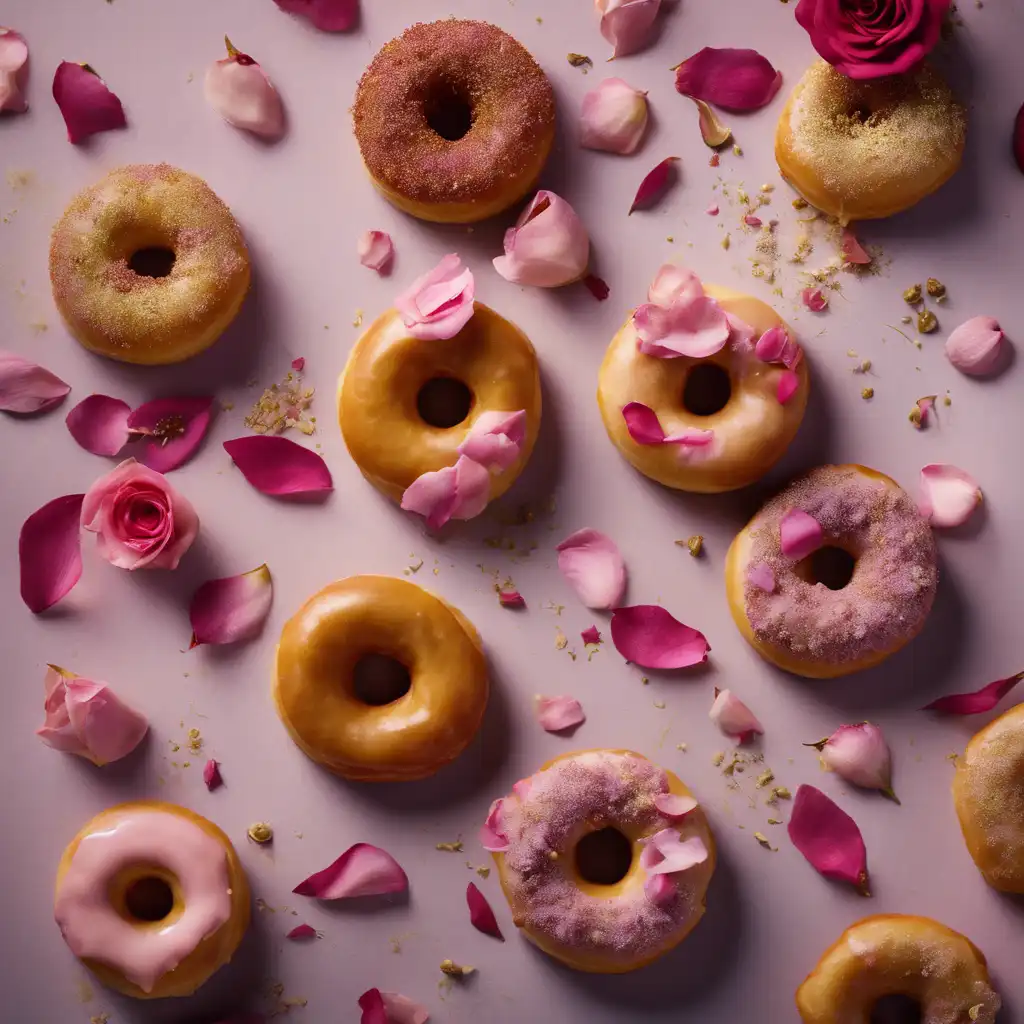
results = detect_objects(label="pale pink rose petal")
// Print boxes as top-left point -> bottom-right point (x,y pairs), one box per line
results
841,228 -> 871,265
945,316 -> 1005,376
467,882 -> 504,940
556,528 -> 627,609
65,395 -> 131,456
923,672 -> 1024,715
52,61 -> 126,143
203,758 -> 224,790
223,436 -> 333,495
35,667 -> 89,756
0,351 -> 70,413
64,677 -> 149,765
709,688 -> 763,744
610,605 -> 710,669
811,723 -> 897,802
0,28 -> 29,114
127,396 -> 214,473
358,230 -> 394,273
632,302 -> 673,346
19,494 -> 85,613
653,792 -> 698,819
580,77 -> 648,154
396,254 -> 475,339
493,191 -> 590,288
644,872 -> 677,908
535,695 -> 586,733
274,0 -> 359,31
694,98 -> 731,148
780,508 -> 823,560
788,785 -> 870,895
639,828 -> 709,875
293,843 -> 408,900
918,464 -> 982,528
727,312 -> 756,349
648,264 -> 702,307
595,0 -> 661,58
629,157 -> 680,214
662,426 -> 715,454
802,287 -> 829,312
401,455 -> 490,529
747,561 -> 776,593
581,625 -> 601,645
457,410 -> 527,471
189,564 -> 273,647
380,994 -> 429,1024
286,923 -> 318,940
637,296 -> 730,359
777,370 -> 800,405
204,38 -> 285,140
674,47 -> 782,112
479,798 -> 509,853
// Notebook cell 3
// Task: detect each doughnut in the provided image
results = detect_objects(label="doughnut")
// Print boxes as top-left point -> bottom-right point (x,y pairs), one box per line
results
726,464 -> 938,679
953,702 -> 1024,893
486,748 -> 715,973
54,800 -> 250,999
49,163 -> 250,365
776,60 -> 966,224
353,20 -> 556,223
274,576 -> 488,782
338,302 -> 541,511
598,282 -> 809,493
797,914 -> 1001,1024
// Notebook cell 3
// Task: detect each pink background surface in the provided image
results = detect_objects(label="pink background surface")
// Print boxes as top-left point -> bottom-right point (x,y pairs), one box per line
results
2,1 -> 1022,1021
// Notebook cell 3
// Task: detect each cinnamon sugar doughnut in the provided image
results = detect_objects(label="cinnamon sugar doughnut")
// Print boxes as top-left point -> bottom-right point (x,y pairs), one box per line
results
353,20 -> 556,224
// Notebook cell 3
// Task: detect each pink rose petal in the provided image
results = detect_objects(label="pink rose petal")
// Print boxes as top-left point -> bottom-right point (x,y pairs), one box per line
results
19,494 -> 85,613
580,77 -> 648,155
457,410 -> 526,472
639,829 -> 709,875
777,370 -> 800,405
622,401 -> 668,444
674,47 -> 782,112
922,672 -> 1024,715
595,0 -> 662,58
648,265 -> 702,307
634,295 -> 730,359
291,357 -> 305,372
653,792 -> 698,819
479,798 -> 509,853
727,313 -> 756,349
841,228 -> 871,265
401,455 -> 490,529
747,561 -> 776,593
709,688 -> 763,744
189,564 -> 273,647
204,39 -> 285,140
556,528 -> 627,610
498,589 -> 525,609
780,508 -> 823,560
610,605 -> 710,669
223,436 -> 332,496
275,0 -> 359,31
127,396 -> 214,473
918,464 -> 982,528
396,254 -> 475,339
945,316 -> 1005,376
694,98 -> 731,148
466,882 -> 504,940
744,214 -> 763,228
644,872 -> 677,908
0,28 -> 29,114
65,395 -> 131,456
754,326 -> 788,363
535,695 -> 586,733
812,723 -> 897,801
583,273 -> 610,301
581,625 -> 601,645
706,204 -> 720,216
359,989 -> 388,1024
802,287 -> 829,312
629,157 -> 679,214
286,923 -> 318,940
203,758 -> 224,790
787,785 -> 870,895
293,843 -> 408,900
52,61 -> 126,144
493,191 -> 590,288
359,990 -> 430,1024
0,351 -> 70,413
358,230 -> 394,273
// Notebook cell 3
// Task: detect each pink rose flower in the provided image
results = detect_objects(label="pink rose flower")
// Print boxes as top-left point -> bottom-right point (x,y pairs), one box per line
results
82,458 -> 199,570
795,0 -> 951,80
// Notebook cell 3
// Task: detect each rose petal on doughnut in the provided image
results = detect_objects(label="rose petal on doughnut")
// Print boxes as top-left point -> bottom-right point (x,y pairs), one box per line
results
0,351 -> 70,413
635,296 -> 730,358
581,625 -> 602,645
747,561 -> 776,593
674,47 -> 782,112
466,882 -> 504,940
293,843 -> 408,900
0,28 -> 29,114
841,228 -> 872,266
621,401 -> 669,444
498,589 -> 526,609
556,528 -> 627,609
189,564 -> 273,648
648,264 -> 703,307
754,326 -> 788,363
918,464 -> 982,528
457,410 -> 526,471
286,923 -> 318,940
694,98 -> 731,148
583,273 -> 610,301
629,157 -> 680,214
358,230 -> 394,273
479,798 -> 509,853
580,77 -> 649,154
19,493 -> 85,614
203,758 -> 224,790
727,313 -> 756,348
777,370 -> 801,405
639,829 -> 709,875
802,287 -> 829,312
922,671 -> 1024,715
610,605 -> 709,669
653,792 -> 698,819
644,872 -> 677,908
274,0 -> 359,32
396,254 -> 475,339
127,396 -> 214,473
945,316 -> 1005,376
709,688 -> 763,744
535,695 -> 586,733
223,436 -> 333,496
780,508 -> 823,560
52,61 -> 126,144
810,723 -> 898,802
493,191 -> 590,288
204,38 -> 285,140
595,0 -> 661,59
65,395 -> 131,456
401,455 -> 490,529
787,785 -> 870,895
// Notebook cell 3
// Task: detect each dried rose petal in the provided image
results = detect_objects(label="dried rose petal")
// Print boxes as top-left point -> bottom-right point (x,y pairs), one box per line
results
706,203 -> 719,216
744,214 -> 763,228
674,47 -> 782,111
788,785 -> 870,895
203,758 -> 224,790
358,230 -> 394,273
0,28 -> 29,114
639,829 -> 709,875
595,0 -> 661,58
802,287 -> 828,312
580,77 -> 649,155
189,564 -> 273,647
0,351 -> 70,413
19,494 -> 85,613
780,509 -> 823,560
493,192 -> 590,288
275,0 -> 359,32
629,157 -> 680,214
923,672 -> 1024,715
52,61 -> 126,143
65,395 -> 131,456
466,882 -> 504,940
581,625 -> 601,645
498,589 -> 525,609
223,436 -> 333,496
204,37 -> 285,140
841,228 -> 871,265
293,843 -> 408,900
291,356 -> 305,372
286,923 -> 318,940
808,723 -> 897,802
535,695 -> 586,733
479,798 -> 509,853
693,98 -> 730,148
401,455 -> 490,529
610,605 -> 709,669
583,273 -> 610,301
945,316 -> 1005,376
128,396 -> 214,473
918,464 -> 982,528
556,528 -> 627,609
709,688 -> 763,744
653,792 -> 698,818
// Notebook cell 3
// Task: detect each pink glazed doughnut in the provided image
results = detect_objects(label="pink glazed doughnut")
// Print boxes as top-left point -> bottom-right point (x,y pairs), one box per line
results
725,464 -> 938,679
485,748 -> 715,973
54,801 -> 250,999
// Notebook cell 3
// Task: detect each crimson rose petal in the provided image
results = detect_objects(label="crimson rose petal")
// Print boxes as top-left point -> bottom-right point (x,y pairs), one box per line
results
19,494 -> 85,613
52,61 -> 126,143
674,48 -> 782,112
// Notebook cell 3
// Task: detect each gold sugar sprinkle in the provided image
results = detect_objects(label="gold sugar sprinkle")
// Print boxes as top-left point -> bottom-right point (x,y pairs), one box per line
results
712,751 -> 726,767
248,822 -> 273,844
767,818 -> 784,825
861,387 -> 874,400
244,366 -> 315,436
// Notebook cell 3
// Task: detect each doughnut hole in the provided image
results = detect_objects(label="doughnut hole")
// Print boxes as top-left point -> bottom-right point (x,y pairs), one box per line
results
352,653 -> 412,706
869,994 -> 922,1024
797,546 -> 857,591
128,246 -> 176,279
575,827 -> 633,886
120,875 -> 175,923
423,79 -> 474,141
417,376 -> 473,428
682,363 -> 732,417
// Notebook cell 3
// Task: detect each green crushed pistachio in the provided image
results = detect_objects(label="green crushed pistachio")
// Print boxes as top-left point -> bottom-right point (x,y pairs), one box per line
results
767,818 -> 784,825
686,535 -> 703,557
712,751 -> 726,767
792,197 -> 809,210
755,769 -> 775,789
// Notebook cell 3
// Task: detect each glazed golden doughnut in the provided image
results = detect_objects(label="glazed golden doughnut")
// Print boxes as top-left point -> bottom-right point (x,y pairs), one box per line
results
597,284 -> 809,493
776,60 -> 966,224
488,749 -> 715,974
796,915 -> 1001,1023
54,800 -> 250,999
352,20 -> 556,223
338,302 -> 541,506
274,576 -> 489,782
49,163 -> 250,364
953,702 -> 1024,893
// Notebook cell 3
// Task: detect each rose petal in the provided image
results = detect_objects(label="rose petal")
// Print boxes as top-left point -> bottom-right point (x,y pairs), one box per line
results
457,410 -> 527,471
189,564 -> 273,647
787,785 -> 870,894
674,47 -> 782,112
127,396 -> 214,473
204,39 -> 285,140
610,605 -> 710,669
945,316 -> 1005,376
744,214 -> 763,228
479,798 -> 509,853
780,509 -> 823,560
648,264 -> 702,307
629,157 -> 680,214
36,666 -> 89,757
379,994 -> 429,1024
841,228 -> 871,266
653,792 -> 698,819
922,672 -> 1024,715
815,723 -> 897,801
622,401 -> 669,444
0,28 -> 29,114
644,872 -> 677,908
709,688 -> 763,744
286,923 -> 318,940
203,758 -> 224,790
581,625 -> 601,645
291,357 -> 305,372
918,464 -> 982,528
639,829 -> 709,875
52,61 -> 126,143
358,989 -> 388,1024
274,0 -> 359,31
19,494 -> 85,613
777,370 -> 800,405
755,327 -> 788,363
706,203 -> 719,216
596,0 -> 661,58
293,843 -> 408,900
65,395 -> 131,456
580,77 -> 648,154
401,455 -> 490,529
635,296 -> 730,359
493,192 -> 590,288
0,351 -> 70,413
583,273 -> 610,301
466,882 -> 504,940
396,254 -> 475,338
694,98 -> 731,148
556,528 -> 627,609
802,287 -> 829,312
223,436 -> 332,496
747,561 -> 776,593
727,313 -> 756,348
498,589 -> 525,609
534,695 -> 586,733
358,230 -> 394,273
